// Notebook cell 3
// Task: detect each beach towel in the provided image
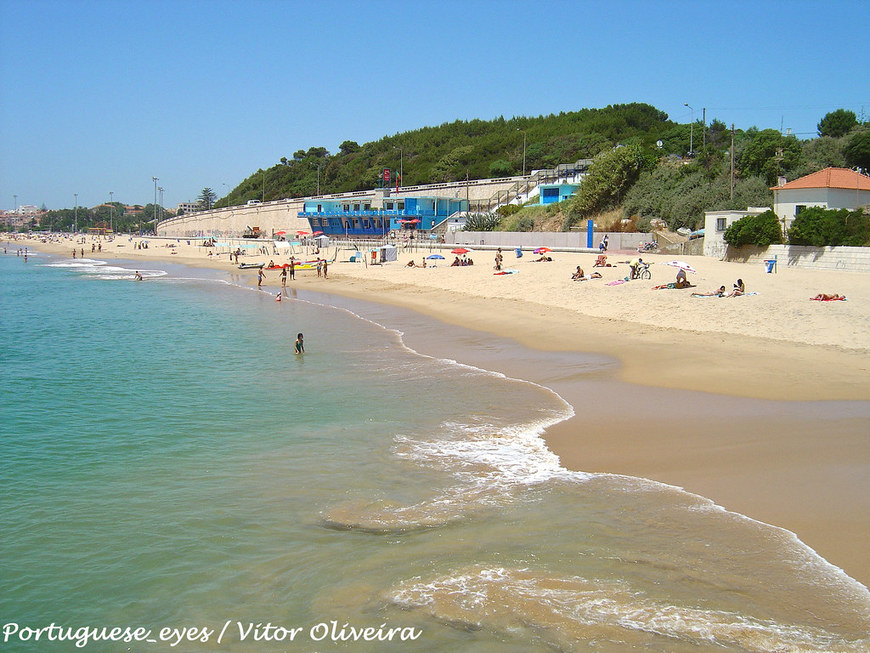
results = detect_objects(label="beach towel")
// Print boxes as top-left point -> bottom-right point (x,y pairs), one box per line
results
606,280 -> 627,286
494,270 -> 519,275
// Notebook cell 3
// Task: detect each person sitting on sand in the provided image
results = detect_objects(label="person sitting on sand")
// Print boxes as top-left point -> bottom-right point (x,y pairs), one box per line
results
726,278 -> 745,297
267,260 -> 275,268
451,256 -> 461,266
571,266 -> 586,281
674,268 -> 694,289
593,255 -> 607,267
692,285 -> 727,297
406,259 -> 416,267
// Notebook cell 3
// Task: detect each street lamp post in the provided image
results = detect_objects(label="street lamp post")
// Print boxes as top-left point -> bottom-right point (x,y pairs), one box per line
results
159,187 -> 164,222
684,103 -> 694,156
517,128 -> 527,176
74,193 -> 78,233
152,177 -> 158,233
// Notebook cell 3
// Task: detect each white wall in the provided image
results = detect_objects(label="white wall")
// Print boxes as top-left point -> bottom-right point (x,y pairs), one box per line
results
725,244 -> 870,272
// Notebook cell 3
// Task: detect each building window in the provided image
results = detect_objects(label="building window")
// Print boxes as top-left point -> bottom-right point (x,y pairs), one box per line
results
795,205 -> 806,216
317,204 -> 322,212
343,204 -> 350,212
716,218 -> 727,231
364,203 -> 371,210
353,204 -> 360,211
398,201 -> 405,210
386,202 -> 393,210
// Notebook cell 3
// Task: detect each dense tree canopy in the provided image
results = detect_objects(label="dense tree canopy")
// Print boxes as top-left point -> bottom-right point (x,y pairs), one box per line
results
844,131 -> 870,172
817,109 -> 858,138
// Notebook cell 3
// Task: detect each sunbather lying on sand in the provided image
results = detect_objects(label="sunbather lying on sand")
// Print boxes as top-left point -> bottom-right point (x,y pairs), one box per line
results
811,293 -> 846,301
692,285 -> 727,297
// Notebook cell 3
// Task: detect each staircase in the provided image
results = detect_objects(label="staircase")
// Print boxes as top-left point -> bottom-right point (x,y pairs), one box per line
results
488,159 -> 592,209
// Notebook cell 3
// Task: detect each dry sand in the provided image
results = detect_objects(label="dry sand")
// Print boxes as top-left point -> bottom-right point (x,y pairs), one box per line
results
11,233 -> 870,585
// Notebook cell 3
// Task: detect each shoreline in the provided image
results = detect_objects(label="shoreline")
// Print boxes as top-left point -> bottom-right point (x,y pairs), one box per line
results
9,234 -> 870,586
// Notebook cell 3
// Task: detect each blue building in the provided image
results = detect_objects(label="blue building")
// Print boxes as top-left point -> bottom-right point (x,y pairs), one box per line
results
299,195 -> 467,238
538,183 -> 579,205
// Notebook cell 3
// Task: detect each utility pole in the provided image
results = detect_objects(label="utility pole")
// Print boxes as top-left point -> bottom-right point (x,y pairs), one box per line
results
74,193 -> 78,233
152,177 -> 158,232
702,107 -> 706,149
109,191 -> 114,232
730,124 -> 735,201
684,103 -> 694,156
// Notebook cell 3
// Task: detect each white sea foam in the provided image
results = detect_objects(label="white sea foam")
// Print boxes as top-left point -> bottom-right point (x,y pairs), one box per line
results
391,566 -> 870,652
43,258 -> 166,280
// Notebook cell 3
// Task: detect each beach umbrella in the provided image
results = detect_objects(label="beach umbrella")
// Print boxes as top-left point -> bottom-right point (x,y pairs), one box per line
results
313,231 -> 323,235
534,247 -> 551,254
451,248 -> 470,254
663,260 -> 697,273
275,230 -> 287,236
426,254 -> 445,260
296,230 -> 309,235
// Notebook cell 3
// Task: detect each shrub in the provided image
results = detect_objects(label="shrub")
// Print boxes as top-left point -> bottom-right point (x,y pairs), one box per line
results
788,207 -> 870,247
463,212 -> 502,231
723,210 -> 783,246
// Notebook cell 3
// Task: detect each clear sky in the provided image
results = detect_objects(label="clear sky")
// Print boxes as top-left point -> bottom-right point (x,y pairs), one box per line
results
1,0 -> 868,211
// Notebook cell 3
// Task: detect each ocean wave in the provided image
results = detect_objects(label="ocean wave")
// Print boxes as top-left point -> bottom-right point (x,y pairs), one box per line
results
43,258 -> 166,280
390,565 -> 870,652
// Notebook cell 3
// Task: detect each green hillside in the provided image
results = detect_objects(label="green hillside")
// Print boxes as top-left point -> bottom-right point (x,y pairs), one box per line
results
217,103 -> 685,207
217,104 -> 868,232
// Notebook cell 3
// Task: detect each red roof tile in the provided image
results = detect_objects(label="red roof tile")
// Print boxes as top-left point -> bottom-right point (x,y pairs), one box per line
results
771,167 -> 870,191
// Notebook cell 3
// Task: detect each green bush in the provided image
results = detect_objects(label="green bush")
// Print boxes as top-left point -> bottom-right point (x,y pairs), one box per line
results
723,210 -> 783,246
788,207 -> 870,247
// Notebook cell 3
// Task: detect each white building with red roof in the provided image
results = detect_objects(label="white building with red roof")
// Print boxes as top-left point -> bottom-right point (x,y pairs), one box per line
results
771,167 -> 870,231
703,167 -> 870,257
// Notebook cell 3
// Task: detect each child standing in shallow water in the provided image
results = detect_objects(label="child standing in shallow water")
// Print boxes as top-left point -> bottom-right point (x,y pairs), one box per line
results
294,333 -> 304,355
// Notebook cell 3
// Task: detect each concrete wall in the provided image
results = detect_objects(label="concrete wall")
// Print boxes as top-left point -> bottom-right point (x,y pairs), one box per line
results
157,176 -> 529,238
725,244 -> 870,272
449,230 -> 647,252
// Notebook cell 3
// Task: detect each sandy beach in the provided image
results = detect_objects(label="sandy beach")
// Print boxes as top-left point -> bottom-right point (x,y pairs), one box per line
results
10,233 -> 870,587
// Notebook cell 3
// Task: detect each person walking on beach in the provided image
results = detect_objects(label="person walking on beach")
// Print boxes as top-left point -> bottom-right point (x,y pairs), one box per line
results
294,333 -> 304,355
322,259 -> 328,279
257,268 -> 265,289
316,259 -> 323,278
289,258 -> 296,280
281,266 -> 287,287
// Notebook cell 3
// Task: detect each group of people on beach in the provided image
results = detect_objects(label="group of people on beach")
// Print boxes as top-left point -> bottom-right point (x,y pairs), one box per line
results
692,279 -> 745,298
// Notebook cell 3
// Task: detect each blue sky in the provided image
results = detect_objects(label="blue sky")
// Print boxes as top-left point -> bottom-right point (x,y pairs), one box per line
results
1,0 -> 868,211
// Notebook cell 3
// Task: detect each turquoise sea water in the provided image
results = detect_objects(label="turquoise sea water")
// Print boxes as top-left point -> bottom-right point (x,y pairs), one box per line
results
2,250 -> 869,653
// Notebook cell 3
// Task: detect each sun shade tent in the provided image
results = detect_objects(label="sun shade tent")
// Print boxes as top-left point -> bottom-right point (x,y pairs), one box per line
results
313,235 -> 329,247
379,244 -> 397,262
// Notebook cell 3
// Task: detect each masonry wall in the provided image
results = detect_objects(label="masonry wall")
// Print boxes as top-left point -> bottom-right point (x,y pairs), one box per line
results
725,244 -> 870,272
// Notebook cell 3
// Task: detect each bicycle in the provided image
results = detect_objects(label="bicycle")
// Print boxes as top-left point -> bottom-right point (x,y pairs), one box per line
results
633,262 -> 652,280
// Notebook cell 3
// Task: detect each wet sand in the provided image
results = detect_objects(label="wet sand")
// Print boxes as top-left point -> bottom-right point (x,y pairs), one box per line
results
12,234 -> 870,586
